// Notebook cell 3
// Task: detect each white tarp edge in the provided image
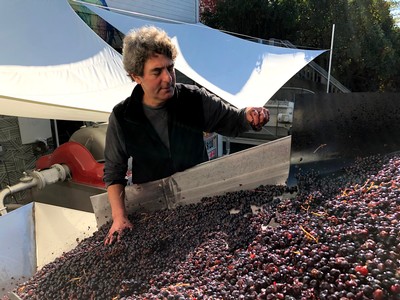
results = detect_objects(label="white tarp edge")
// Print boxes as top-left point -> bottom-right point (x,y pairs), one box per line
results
0,0 -> 133,121
0,95 -> 110,122
86,4 -> 327,108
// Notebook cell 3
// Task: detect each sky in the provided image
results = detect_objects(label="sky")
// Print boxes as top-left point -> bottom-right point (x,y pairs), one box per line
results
391,5 -> 400,26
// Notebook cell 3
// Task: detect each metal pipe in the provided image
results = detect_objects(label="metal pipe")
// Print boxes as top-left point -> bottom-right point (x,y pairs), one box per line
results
0,164 -> 70,216
31,164 -> 70,190
0,180 -> 38,216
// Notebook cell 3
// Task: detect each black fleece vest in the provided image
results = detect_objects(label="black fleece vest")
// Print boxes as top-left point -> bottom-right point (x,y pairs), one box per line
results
113,84 -> 209,184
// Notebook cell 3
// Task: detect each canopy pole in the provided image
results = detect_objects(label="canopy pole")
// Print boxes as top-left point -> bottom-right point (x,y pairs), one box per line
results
326,24 -> 335,93
52,120 -> 60,148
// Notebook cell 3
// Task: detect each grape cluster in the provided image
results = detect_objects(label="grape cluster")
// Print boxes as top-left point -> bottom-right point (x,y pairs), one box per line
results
6,154 -> 400,300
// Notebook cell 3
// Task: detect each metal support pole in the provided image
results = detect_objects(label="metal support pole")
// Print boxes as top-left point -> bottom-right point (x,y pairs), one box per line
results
326,24 -> 335,93
52,120 -> 60,147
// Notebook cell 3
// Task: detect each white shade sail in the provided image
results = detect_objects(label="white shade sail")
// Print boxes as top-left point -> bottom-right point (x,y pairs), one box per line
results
0,0 -> 326,122
0,0 -> 133,122
86,3 -> 327,108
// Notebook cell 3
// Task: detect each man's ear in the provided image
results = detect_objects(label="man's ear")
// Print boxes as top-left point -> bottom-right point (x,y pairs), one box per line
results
131,74 -> 141,84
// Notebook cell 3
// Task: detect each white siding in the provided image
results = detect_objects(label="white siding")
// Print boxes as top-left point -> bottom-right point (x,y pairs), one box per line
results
105,0 -> 199,23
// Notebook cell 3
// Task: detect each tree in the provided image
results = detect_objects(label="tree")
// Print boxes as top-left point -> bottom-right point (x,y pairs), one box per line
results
201,0 -> 400,92
202,0 -> 301,41
338,0 -> 400,91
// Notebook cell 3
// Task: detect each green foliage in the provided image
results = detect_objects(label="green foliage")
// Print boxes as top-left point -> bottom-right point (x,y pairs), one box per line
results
201,0 -> 400,92
202,0 -> 301,41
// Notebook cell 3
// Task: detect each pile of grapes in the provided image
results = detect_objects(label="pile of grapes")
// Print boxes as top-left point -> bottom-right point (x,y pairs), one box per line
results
6,154 -> 400,299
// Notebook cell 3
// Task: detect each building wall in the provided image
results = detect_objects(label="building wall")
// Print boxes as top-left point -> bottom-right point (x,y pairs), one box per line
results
104,0 -> 199,23
0,116 -> 53,203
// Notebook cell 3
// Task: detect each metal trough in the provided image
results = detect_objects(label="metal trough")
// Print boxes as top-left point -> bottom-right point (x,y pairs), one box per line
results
91,136 -> 292,228
0,203 -> 97,297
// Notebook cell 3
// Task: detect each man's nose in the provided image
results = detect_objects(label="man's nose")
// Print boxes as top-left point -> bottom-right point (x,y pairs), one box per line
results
162,68 -> 172,81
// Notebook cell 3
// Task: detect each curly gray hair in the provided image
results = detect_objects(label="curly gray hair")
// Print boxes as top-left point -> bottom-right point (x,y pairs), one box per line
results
122,26 -> 178,76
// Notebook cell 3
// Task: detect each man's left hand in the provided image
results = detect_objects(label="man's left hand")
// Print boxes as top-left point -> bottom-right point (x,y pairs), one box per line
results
246,107 -> 270,131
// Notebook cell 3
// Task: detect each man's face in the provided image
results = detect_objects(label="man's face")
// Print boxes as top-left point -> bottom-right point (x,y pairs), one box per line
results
132,53 -> 176,107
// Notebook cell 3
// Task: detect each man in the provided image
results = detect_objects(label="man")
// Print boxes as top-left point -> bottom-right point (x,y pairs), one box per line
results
103,26 -> 269,244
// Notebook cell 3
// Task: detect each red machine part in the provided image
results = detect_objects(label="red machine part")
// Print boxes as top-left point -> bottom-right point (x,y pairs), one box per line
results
36,141 -> 105,188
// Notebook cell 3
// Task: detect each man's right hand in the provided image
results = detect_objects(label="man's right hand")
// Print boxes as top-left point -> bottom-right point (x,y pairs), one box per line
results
104,215 -> 133,245
105,183 -> 133,245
